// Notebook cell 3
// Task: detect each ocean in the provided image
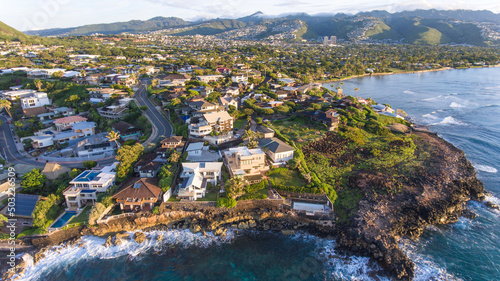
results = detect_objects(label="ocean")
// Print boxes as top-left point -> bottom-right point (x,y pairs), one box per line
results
16,67 -> 500,281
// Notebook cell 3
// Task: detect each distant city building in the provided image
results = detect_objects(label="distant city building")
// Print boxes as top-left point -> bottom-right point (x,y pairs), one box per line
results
323,36 -> 337,46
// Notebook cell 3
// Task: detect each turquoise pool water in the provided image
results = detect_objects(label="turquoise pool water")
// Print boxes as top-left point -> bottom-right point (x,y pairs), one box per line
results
52,211 -> 77,228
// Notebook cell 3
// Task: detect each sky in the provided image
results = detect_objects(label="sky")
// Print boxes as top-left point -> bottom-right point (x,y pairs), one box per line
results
1,0 -> 499,31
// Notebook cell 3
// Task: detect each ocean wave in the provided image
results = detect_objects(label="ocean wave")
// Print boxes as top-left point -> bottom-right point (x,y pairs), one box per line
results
403,89 -> 416,94
291,233 -> 391,280
399,240 -> 463,281
472,164 -> 498,173
450,102 -> 466,108
430,116 -> 466,126
14,229 -> 236,281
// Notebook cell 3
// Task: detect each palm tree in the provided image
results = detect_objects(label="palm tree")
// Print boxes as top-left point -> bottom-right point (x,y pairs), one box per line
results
354,87 -> 360,97
0,99 -> 12,118
107,130 -> 121,148
225,177 -> 246,199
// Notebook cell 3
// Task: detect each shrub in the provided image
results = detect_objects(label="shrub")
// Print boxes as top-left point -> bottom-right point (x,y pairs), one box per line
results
140,106 -> 148,111
152,206 -> 160,215
216,197 -> 237,208
82,160 -> 97,169
88,203 -> 107,225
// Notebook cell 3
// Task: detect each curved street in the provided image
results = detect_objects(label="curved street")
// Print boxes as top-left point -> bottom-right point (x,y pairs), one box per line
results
134,82 -> 173,145
0,83 -> 172,169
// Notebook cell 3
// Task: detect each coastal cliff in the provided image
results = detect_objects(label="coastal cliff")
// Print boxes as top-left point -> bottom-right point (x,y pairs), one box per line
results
335,131 -> 484,280
2,132 -> 486,281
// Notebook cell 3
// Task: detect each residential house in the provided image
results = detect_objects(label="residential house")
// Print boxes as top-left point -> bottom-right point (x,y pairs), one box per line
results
158,136 -> 184,152
53,116 -> 88,131
196,75 -> 224,83
1,89 -> 37,101
42,163 -> 71,180
111,121 -> 142,140
63,162 -> 118,208
258,138 -> 295,166
302,109 -> 340,131
0,194 -> 39,219
97,98 -> 132,119
275,90 -> 288,100
27,68 -> 66,79
134,154 -> 167,178
88,88 -> 128,100
76,134 -> 116,157
216,67 -> 231,75
191,86 -> 213,97
179,162 -> 223,200
189,111 -> 233,138
113,178 -> 162,211
157,73 -> 191,86
223,147 -> 268,178
255,126 -> 275,138
231,75 -> 247,83
219,95 -> 238,110
186,142 -> 204,157
30,135 -> 54,149
222,86 -> 240,96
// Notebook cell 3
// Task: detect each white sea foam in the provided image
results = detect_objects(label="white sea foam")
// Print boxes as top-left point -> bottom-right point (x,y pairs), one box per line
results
473,164 -> 498,173
14,229 -> 236,281
403,89 -> 416,94
292,233 -> 390,280
400,239 -> 463,281
422,113 -> 438,120
450,102 -> 466,108
430,116 -> 466,126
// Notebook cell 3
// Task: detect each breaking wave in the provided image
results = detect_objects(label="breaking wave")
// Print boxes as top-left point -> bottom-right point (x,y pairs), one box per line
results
450,102 -> 466,108
430,116 -> 466,126
473,164 -> 498,174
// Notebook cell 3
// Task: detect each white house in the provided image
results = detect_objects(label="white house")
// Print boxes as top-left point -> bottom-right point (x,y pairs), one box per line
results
178,162 -> 223,200
219,95 -> 238,110
186,142 -> 204,157
20,92 -> 50,109
231,75 -> 248,83
1,89 -> 37,101
63,162 -> 118,208
29,135 -> 54,149
258,137 -> 295,166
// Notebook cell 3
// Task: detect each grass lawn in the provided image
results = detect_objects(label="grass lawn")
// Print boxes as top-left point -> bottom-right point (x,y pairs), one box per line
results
272,116 -> 327,143
69,205 -> 91,224
267,168 -> 306,188
168,196 -> 181,202
197,192 -> 218,202
234,118 -> 246,130
17,226 -> 46,238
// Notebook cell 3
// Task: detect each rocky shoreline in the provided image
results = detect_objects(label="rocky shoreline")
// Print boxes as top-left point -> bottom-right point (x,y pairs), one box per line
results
1,132 -> 493,281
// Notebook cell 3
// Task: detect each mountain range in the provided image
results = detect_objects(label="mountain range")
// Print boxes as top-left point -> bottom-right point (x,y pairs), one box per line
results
9,9 -> 500,45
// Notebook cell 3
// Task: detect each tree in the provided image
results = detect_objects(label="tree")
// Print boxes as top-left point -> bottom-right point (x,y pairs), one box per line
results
34,79 -> 43,91
21,169 -> 46,193
0,99 -> 12,118
140,106 -> 148,111
14,121 -> 23,128
243,108 -> 254,116
225,177 -> 245,199
51,71 -> 64,79
70,168 -> 81,179
107,130 -> 121,148
256,117 -> 263,125
168,151 -> 180,163
83,160 -> 98,169
116,143 -> 144,181
354,87 -> 360,97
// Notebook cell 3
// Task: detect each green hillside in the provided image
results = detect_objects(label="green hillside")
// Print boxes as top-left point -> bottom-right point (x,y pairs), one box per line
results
365,17 -> 486,45
26,17 -> 189,36
169,19 -> 247,36
0,21 -> 29,42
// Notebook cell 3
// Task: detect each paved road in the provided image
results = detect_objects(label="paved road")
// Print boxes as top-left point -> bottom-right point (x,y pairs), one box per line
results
0,115 -> 45,167
134,83 -> 173,145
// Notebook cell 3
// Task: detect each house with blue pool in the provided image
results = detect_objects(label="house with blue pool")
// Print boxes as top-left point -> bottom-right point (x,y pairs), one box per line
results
63,162 -> 119,209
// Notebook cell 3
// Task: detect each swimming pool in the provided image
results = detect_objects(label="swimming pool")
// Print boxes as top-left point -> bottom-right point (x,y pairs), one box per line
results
52,211 -> 77,228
